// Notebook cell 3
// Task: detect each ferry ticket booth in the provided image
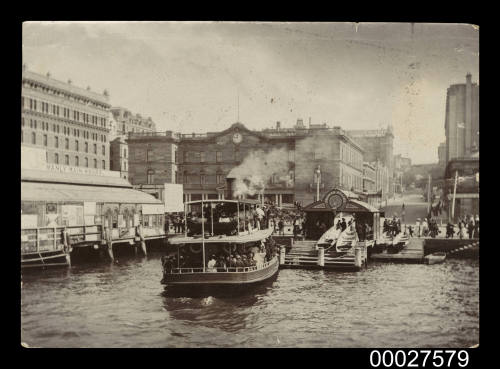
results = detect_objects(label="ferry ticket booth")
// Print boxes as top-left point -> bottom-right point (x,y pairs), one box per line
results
302,189 -> 382,242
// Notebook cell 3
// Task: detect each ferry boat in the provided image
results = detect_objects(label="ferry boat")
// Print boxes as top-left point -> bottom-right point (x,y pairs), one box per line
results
161,199 -> 279,292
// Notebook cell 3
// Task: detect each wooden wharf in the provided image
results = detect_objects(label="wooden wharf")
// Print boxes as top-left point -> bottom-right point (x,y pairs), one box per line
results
280,240 -> 367,271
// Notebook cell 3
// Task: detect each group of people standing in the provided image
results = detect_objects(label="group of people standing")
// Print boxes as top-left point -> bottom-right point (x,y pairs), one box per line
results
447,214 -> 479,239
164,214 -> 185,234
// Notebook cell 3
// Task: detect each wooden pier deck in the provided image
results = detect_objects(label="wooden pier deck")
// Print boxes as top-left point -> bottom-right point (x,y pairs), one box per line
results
370,239 -> 425,263
281,240 -> 364,271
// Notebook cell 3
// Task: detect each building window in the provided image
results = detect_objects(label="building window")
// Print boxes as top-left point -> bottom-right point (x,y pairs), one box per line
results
43,134 -> 47,146
75,156 -> 79,166
75,140 -> 79,151
124,148 -> 127,158
65,155 -> 69,165
93,159 -> 97,168
183,151 -> 188,163
102,145 -> 105,155
85,157 -> 88,167
102,160 -> 105,169
147,149 -> 153,162
216,174 -> 224,184
200,152 -> 205,163
31,132 -> 36,144
55,153 -> 59,164
200,174 -> 206,184
216,151 -> 222,163
94,144 -> 97,154
65,138 -> 69,149
85,142 -> 88,153
147,170 -> 155,184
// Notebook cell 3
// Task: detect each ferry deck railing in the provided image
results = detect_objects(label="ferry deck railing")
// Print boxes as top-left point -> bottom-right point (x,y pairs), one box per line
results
169,258 -> 276,274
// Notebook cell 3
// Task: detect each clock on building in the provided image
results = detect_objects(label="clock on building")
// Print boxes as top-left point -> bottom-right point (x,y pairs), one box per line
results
232,133 -> 243,144
325,189 -> 348,211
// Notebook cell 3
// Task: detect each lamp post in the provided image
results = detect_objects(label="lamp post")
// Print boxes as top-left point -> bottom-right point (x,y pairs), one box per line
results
315,165 -> 321,202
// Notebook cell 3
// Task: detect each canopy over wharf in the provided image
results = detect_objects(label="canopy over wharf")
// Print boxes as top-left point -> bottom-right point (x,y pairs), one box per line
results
21,167 -> 165,240
302,188 -> 382,240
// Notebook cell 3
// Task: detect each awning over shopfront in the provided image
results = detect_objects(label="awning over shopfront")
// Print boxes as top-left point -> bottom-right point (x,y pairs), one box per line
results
21,181 -> 162,204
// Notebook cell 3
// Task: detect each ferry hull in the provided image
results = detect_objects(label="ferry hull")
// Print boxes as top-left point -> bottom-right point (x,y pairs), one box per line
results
161,258 -> 279,287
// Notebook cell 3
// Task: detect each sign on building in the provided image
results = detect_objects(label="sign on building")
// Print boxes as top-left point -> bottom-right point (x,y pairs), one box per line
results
164,183 -> 184,212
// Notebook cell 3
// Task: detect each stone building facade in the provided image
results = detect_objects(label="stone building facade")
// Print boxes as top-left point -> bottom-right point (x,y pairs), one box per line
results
111,107 -> 157,135
109,136 -> 129,179
444,73 -> 479,163
21,68 -> 111,170
127,121 -> 365,208
347,126 -> 394,197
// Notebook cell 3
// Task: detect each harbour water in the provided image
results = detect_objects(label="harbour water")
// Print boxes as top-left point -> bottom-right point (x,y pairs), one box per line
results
21,253 -> 479,348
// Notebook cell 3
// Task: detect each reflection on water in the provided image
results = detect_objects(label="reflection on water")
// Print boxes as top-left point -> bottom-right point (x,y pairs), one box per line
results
21,252 -> 479,348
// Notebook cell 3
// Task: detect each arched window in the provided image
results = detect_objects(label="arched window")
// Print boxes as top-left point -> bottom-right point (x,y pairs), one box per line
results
147,169 -> 155,184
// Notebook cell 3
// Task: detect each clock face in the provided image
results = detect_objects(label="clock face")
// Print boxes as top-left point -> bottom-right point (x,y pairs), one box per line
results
328,194 -> 344,210
232,133 -> 243,144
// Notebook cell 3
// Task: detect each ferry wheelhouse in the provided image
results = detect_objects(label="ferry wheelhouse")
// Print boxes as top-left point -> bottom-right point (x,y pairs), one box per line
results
161,199 -> 279,289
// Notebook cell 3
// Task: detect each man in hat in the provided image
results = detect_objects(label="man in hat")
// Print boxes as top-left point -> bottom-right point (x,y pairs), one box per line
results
416,218 -> 421,238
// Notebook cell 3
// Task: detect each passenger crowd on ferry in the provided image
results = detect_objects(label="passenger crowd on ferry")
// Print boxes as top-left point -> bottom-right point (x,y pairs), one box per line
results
161,238 -> 279,273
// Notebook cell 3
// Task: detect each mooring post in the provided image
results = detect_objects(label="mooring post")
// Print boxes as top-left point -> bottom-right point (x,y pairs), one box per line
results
106,228 -> 114,262
317,246 -> 325,267
355,247 -> 362,268
279,245 -> 286,265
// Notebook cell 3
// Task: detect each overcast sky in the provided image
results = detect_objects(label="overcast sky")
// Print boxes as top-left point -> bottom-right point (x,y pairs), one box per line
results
22,22 -> 479,164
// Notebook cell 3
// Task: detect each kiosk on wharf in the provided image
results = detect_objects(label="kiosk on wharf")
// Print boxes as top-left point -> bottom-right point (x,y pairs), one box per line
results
282,188 -> 383,270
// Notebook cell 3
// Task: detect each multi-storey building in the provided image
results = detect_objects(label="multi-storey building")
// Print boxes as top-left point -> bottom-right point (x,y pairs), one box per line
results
111,107 -> 157,135
347,126 -> 395,196
21,67 -> 111,169
438,142 -> 447,166
127,121 -> 365,208
109,136 -> 129,179
108,107 -> 158,180
444,73 -> 479,163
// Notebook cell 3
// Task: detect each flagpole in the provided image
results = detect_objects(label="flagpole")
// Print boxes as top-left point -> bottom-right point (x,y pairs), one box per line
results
451,170 -> 458,222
